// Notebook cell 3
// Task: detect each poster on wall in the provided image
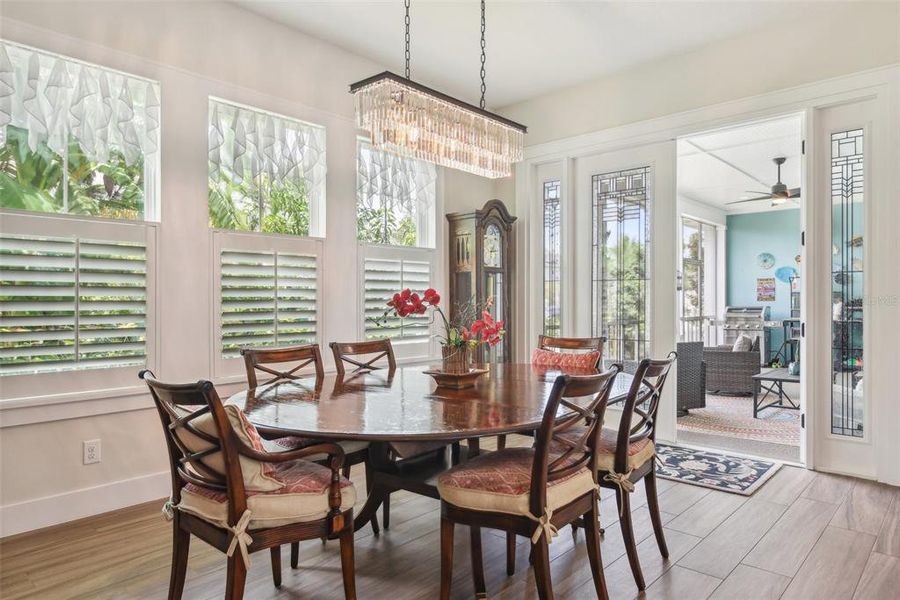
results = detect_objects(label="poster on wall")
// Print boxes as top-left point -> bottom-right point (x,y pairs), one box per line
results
757,277 -> 776,302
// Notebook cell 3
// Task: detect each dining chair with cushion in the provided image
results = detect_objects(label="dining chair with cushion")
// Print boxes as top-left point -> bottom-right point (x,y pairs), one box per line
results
532,335 -> 606,370
594,352 -> 677,591
140,370 -> 356,600
242,344 -> 376,543
437,366 -> 621,600
494,335 -> 607,452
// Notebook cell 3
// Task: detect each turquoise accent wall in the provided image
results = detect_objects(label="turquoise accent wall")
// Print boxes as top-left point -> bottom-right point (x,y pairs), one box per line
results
726,209 -> 801,355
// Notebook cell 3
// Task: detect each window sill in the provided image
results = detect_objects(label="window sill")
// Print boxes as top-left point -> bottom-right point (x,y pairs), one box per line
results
0,384 -> 152,428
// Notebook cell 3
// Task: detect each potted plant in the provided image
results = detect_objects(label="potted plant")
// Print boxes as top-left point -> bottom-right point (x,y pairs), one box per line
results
373,288 -> 505,374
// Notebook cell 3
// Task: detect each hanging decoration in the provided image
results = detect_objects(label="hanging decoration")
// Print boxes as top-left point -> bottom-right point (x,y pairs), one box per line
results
350,0 -> 526,179
0,41 -> 159,166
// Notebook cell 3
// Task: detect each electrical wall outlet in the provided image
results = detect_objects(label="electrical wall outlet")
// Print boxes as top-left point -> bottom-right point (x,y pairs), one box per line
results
83,439 -> 101,465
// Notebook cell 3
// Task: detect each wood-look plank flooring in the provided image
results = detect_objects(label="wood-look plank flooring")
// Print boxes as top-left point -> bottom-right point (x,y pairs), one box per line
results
2,437 -> 899,600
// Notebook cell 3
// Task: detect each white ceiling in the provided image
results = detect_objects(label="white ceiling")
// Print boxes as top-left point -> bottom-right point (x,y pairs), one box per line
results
678,115 -> 803,214
232,0 -> 837,108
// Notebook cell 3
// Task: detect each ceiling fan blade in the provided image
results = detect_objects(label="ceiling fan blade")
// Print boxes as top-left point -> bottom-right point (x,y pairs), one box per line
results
727,196 -> 772,205
743,190 -> 771,195
788,188 -> 801,198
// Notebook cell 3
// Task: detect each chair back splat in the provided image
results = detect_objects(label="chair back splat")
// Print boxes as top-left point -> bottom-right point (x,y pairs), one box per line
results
241,344 -> 325,388
614,352 -> 677,475
530,365 -> 622,520
140,370 -> 248,523
330,339 -> 396,377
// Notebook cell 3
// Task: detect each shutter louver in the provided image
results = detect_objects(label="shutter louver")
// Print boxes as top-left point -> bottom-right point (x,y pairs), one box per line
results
363,257 -> 431,341
0,234 -> 147,375
220,249 -> 317,357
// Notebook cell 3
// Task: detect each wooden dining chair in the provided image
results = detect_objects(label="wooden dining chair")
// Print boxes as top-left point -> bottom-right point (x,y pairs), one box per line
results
594,352 -> 677,591
242,344 -> 377,543
241,344 -> 325,388
535,335 -> 606,369
494,335 -> 608,451
139,370 -> 357,600
438,366 -> 621,600
329,339 -> 396,377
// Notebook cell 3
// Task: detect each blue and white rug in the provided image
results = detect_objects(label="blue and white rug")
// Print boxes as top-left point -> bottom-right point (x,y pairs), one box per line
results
655,444 -> 781,495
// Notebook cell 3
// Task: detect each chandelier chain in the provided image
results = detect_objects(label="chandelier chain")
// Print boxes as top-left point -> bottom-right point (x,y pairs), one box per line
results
404,0 -> 411,79
480,0 -> 487,109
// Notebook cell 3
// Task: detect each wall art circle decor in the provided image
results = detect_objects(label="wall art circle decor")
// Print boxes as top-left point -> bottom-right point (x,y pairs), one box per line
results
775,266 -> 798,283
757,252 -> 775,270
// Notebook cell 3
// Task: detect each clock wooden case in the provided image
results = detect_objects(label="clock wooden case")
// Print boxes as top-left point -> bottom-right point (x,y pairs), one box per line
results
446,199 -> 516,363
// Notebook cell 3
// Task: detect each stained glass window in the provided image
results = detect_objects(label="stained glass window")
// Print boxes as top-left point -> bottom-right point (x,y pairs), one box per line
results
543,180 -> 561,336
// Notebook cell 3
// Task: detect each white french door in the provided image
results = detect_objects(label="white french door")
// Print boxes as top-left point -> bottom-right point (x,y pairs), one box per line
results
808,99 -> 879,478
571,142 -> 678,442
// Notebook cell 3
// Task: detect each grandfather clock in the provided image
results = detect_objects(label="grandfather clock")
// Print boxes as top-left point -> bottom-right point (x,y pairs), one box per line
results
446,200 -> 516,363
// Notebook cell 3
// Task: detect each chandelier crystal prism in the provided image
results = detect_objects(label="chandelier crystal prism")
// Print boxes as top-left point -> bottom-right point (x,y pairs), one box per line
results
350,0 -> 526,179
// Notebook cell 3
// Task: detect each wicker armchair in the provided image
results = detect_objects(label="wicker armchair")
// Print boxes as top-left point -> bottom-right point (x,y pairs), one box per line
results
676,342 -> 706,415
703,345 -> 760,395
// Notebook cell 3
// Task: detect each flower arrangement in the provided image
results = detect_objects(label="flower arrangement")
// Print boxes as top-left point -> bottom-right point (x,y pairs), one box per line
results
374,287 -> 505,372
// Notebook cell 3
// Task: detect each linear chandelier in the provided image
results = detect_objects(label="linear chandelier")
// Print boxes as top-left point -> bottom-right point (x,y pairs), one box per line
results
350,0 -> 526,179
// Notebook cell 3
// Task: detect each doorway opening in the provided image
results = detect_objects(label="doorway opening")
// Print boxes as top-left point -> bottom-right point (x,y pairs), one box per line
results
675,114 -> 804,463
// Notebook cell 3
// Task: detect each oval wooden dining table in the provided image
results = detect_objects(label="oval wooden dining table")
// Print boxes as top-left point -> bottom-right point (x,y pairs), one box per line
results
229,363 -> 635,532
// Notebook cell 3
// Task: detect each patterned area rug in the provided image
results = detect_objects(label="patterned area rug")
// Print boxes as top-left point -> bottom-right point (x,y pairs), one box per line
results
677,393 -> 800,446
656,444 -> 781,495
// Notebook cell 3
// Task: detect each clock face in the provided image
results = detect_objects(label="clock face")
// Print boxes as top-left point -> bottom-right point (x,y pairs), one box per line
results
757,252 -> 775,270
484,224 -> 502,268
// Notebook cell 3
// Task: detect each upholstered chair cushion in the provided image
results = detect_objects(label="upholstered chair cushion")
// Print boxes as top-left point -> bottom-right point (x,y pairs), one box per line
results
550,426 -> 656,473
262,436 -> 370,461
595,428 -> 655,472
173,404 -> 282,492
531,348 -> 601,369
178,460 -> 356,530
436,448 -> 595,517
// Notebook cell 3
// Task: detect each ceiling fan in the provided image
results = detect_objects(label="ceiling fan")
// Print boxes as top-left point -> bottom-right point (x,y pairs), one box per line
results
727,157 -> 800,206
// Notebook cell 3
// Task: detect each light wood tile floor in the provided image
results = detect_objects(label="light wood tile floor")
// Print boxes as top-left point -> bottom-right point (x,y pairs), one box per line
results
2,439 -> 898,600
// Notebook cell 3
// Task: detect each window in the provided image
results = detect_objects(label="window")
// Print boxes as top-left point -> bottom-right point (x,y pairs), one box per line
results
208,98 -> 326,237
361,247 -> 432,343
680,217 -> 717,343
0,41 -> 160,221
543,180 -> 561,336
212,232 -> 321,372
357,140 -> 437,248
0,215 -> 152,376
830,128 -> 864,438
591,167 -> 651,362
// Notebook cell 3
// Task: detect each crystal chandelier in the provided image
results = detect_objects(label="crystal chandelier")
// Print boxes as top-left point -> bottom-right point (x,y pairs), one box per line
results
350,0 -> 526,179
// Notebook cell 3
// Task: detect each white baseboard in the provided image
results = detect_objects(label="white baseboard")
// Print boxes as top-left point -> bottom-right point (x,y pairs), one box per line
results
0,470 -> 169,538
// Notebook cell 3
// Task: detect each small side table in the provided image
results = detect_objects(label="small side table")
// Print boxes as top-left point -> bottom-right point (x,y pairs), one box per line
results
752,368 -> 800,418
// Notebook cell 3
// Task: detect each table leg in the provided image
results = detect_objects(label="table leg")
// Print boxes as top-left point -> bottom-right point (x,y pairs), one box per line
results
353,441 -> 391,533
753,380 -> 759,419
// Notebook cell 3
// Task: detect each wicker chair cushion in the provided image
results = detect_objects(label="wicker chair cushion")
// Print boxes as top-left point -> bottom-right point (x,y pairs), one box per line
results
531,348 -> 601,369
179,460 -> 356,529
437,448 -> 595,517
173,404 -> 282,492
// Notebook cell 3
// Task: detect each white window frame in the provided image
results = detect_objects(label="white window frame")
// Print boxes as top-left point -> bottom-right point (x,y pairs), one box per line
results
211,229 -> 323,382
356,138 -> 437,250
0,210 -> 158,400
208,97 -> 327,239
1,40 -> 161,223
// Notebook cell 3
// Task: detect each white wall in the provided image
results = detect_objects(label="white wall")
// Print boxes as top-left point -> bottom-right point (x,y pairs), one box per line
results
0,1 -> 494,536
498,2 -> 900,146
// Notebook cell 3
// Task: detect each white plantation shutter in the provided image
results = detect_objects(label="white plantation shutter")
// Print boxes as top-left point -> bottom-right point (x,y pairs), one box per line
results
0,234 -> 147,374
363,255 -> 432,342
219,249 -> 318,357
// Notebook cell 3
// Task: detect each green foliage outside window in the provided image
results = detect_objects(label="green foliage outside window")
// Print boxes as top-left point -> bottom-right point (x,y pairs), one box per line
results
0,125 -> 144,220
208,172 -> 311,237
356,204 -> 418,247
